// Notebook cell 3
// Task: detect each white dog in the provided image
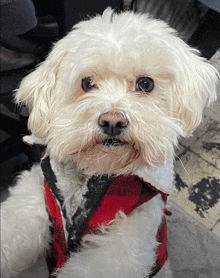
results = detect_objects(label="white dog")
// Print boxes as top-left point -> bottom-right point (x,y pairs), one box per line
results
1,8 -> 218,278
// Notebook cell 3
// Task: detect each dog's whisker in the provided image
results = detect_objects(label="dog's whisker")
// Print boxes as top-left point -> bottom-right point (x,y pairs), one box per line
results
174,154 -> 190,175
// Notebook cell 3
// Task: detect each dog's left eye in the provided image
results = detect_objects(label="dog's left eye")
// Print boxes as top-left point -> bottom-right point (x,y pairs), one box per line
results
136,77 -> 154,93
81,76 -> 97,92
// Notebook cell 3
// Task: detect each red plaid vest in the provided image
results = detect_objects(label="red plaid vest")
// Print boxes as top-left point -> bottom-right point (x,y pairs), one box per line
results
42,156 -> 170,278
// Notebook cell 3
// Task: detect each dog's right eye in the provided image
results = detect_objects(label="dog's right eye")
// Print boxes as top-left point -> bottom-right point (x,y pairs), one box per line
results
81,76 -> 97,92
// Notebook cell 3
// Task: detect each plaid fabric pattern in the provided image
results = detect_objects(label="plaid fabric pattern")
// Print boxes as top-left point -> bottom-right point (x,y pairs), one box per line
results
84,175 -> 159,233
44,181 -> 67,277
42,156 -> 169,277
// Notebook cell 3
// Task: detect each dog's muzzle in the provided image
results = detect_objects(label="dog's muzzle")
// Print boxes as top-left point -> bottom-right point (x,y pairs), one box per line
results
98,112 -> 129,137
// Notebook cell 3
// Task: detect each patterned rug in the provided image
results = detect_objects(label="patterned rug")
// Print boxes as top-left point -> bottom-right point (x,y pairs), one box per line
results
173,110 -> 220,237
173,51 -> 220,237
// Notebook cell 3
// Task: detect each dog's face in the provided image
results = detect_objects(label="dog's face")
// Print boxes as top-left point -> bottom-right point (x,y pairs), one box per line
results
16,8 -> 218,175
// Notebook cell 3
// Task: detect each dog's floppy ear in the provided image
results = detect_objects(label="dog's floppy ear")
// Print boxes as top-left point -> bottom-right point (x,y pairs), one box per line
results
15,41 -> 67,137
172,47 -> 219,135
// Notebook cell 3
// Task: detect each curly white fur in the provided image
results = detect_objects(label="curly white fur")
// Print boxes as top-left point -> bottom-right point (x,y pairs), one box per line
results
1,8 -> 218,278
15,9 -> 218,174
1,166 -> 51,277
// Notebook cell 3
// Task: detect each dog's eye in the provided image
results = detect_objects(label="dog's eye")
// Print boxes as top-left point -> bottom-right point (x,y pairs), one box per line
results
81,76 -> 97,92
136,77 -> 154,93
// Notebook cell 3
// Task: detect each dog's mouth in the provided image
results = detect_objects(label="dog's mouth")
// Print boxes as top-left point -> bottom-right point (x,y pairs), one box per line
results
100,138 -> 129,147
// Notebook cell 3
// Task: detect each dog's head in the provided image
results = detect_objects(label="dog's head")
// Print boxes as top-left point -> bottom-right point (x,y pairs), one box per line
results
16,8 -> 218,175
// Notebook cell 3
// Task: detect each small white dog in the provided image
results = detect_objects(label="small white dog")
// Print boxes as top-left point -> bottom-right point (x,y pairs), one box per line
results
1,8 -> 218,278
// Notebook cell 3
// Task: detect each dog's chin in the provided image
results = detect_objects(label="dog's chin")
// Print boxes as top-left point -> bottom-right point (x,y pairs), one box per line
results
72,138 -> 142,175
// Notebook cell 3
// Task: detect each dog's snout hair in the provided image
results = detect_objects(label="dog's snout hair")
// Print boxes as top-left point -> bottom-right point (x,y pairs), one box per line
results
98,112 -> 128,136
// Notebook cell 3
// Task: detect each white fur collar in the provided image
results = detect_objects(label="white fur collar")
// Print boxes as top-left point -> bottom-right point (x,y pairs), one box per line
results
133,159 -> 176,195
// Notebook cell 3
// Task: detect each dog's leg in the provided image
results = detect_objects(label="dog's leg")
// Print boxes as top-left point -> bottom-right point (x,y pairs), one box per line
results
56,195 -> 164,278
1,165 -> 51,278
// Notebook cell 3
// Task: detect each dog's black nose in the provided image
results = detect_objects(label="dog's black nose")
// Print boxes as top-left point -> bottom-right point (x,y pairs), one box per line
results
98,112 -> 128,136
